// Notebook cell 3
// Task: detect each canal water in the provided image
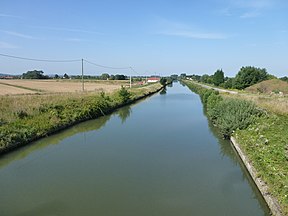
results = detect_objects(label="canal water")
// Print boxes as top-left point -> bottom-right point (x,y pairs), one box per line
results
0,82 -> 270,216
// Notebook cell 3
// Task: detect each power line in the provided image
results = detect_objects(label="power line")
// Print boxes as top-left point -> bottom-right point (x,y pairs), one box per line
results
0,53 -> 81,63
0,53 -> 145,76
83,59 -> 131,70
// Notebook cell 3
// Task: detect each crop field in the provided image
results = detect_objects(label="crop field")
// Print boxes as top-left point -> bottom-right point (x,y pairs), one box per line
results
0,79 -> 130,95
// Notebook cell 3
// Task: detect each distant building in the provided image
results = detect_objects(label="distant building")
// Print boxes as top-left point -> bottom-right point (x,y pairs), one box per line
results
0,76 -> 14,79
147,77 -> 160,83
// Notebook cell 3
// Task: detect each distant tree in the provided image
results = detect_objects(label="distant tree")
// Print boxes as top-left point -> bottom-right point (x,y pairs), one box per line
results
180,73 -> 186,79
213,69 -> 225,86
22,70 -> 48,79
280,76 -> 288,82
109,75 -> 115,80
222,77 -> 234,89
160,77 -> 167,86
100,73 -> 110,80
201,74 -> 213,84
63,73 -> 70,79
171,74 -> 178,80
233,66 -> 269,89
54,74 -> 59,79
190,74 -> 201,82
114,74 -> 126,80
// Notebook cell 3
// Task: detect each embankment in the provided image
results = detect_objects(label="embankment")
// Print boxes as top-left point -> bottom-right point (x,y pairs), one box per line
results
0,84 -> 163,155
183,80 -> 287,216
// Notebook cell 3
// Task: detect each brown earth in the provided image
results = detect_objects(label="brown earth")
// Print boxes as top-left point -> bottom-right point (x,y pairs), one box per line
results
245,79 -> 288,94
0,79 -> 129,95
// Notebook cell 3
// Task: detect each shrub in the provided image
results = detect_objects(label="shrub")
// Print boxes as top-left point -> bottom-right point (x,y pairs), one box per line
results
211,99 -> 263,137
118,86 -> 131,103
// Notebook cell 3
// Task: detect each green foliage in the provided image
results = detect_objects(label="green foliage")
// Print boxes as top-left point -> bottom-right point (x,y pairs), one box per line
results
63,73 -> 70,79
184,80 -> 263,137
180,73 -> 186,79
200,74 -> 213,84
22,70 -> 49,79
213,69 -> 225,86
170,74 -> 178,80
114,74 -> 126,80
100,73 -> 110,80
15,110 -> 29,119
221,77 -> 234,89
235,115 -> 288,215
206,92 -> 222,121
118,86 -> 131,103
280,76 -> 288,82
160,77 -> 167,86
213,99 -> 263,137
233,66 -> 269,89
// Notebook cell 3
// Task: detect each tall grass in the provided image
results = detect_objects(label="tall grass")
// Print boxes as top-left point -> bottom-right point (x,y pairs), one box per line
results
0,83 -> 162,154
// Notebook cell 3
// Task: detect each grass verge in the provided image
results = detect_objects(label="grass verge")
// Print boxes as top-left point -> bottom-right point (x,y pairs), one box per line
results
0,83 -> 162,154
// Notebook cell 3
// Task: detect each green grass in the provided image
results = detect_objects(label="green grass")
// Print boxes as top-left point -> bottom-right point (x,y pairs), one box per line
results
0,83 -> 162,154
235,115 -> 288,215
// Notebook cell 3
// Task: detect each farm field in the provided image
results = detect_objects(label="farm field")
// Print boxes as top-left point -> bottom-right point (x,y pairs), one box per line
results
0,79 -> 130,95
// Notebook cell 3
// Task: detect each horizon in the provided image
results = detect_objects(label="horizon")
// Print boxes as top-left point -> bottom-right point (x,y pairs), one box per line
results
1,0 -> 287,77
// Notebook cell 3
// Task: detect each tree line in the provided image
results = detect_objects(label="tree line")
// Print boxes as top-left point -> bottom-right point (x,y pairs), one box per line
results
20,70 -> 129,80
187,66 -> 285,90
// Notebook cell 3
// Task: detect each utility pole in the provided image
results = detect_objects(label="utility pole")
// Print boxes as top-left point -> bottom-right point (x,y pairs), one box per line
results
81,58 -> 84,91
130,75 -> 132,89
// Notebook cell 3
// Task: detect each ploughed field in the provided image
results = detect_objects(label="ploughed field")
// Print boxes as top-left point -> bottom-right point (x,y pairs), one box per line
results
0,79 -> 129,95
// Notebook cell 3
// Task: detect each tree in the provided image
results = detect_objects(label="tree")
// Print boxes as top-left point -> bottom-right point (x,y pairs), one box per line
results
22,70 -> 48,79
180,73 -> 186,79
171,74 -> 178,80
114,74 -> 126,80
160,77 -> 167,86
100,73 -> 110,80
222,77 -> 234,89
201,74 -> 213,84
280,76 -> 288,82
213,69 -> 224,86
118,86 -> 131,103
54,74 -> 59,79
233,66 -> 269,89
63,73 -> 70,79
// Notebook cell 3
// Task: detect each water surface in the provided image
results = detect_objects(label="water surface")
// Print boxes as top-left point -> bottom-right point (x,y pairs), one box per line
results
0,82 -> 270,216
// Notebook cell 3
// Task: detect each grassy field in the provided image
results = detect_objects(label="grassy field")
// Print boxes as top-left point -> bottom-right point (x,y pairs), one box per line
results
0,82 -> 162,154
0,79 -> 131,95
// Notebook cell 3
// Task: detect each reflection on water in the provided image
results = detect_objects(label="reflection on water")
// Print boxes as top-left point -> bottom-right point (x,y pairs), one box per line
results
117,105 -> 132,124
159,88 -> 167,95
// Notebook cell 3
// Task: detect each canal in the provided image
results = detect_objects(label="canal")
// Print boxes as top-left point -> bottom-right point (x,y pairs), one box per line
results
0,82 -> 270,216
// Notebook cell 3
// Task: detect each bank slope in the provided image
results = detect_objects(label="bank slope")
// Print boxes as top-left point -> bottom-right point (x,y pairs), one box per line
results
183,80 -> 287,216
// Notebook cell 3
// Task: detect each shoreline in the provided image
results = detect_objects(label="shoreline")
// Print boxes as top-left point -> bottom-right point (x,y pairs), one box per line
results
230,136 -> 283,216
0,85 -> 164,155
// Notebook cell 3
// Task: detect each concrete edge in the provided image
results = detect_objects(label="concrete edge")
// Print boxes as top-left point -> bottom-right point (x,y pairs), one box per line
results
230,136 -> 283,216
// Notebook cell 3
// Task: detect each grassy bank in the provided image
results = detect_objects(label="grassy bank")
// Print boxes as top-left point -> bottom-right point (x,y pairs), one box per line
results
0,83 -> 162,154
183,80 -> 288,215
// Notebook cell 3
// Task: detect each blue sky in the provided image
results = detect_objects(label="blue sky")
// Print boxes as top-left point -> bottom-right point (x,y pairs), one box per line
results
0,0 -> 287,77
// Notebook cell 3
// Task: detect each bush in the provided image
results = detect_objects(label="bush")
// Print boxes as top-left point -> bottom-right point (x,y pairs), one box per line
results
118,86 -> 131,103
184,80 -> 263,137
213,99 -> 263,137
